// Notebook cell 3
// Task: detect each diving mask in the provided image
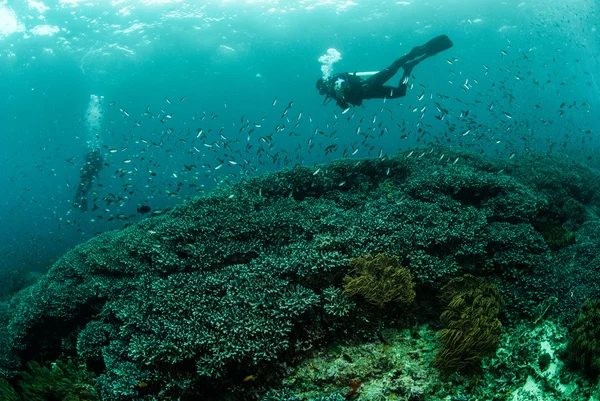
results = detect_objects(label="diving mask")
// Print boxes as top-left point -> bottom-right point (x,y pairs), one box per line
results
334,78 -> 347,92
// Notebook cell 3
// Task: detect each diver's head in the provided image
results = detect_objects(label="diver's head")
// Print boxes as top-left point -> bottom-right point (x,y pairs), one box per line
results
85,148 -> 101,161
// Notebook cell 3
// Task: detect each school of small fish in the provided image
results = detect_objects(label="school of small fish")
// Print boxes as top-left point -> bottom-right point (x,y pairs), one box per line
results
10,22 -> 598,273
66,37 -> 596,228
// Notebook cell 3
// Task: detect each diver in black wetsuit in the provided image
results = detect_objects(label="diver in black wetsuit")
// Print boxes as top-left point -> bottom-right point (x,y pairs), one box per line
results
316,35 -> 453,109
73,148 -> 103,212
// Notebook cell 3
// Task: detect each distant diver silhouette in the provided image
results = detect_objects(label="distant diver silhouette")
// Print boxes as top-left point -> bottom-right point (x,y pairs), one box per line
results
73,148 -> 103,212
316,35 -> 454,109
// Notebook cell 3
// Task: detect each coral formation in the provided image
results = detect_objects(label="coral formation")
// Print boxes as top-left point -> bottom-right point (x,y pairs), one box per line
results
261,388 -> 345,401
434,275 -> 503,375
567,299 -> 600,378
343,254 -> 415,308
0,360 -> 98,401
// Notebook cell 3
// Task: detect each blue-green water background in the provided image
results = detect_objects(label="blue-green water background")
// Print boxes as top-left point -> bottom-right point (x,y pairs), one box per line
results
0,0 -> 598,273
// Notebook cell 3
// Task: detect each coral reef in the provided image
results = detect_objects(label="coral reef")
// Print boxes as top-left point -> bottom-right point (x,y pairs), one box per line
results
0,148 -> 599,400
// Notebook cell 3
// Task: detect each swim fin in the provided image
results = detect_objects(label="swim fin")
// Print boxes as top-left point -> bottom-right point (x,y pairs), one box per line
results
422,34 -> 453,56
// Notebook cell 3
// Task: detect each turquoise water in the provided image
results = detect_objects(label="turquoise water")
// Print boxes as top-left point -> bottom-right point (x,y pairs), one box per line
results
0,0 -> 598,274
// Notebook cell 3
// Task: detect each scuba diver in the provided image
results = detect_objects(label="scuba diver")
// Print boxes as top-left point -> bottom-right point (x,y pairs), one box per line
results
73,148 -> 103,212
316,35 -> 454,109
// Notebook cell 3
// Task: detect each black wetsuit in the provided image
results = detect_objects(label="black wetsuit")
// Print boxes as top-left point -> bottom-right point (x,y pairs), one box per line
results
73,149 -> 103,212
321,35 -> 453,109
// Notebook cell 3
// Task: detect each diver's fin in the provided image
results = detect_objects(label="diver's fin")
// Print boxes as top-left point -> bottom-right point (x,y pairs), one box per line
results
422,34 -> 453,56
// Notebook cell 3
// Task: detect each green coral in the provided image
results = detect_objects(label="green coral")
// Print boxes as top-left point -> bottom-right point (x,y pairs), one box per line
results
261,389 -> 345,401
0,379 -> 19,401
534,216 -> 576,250
343,254 -> 415,308
0,360 -> 98,401
321,286 -> 354,317
567,299 -> 600,378
561,198 -> 587,225
434,275 -> 503,375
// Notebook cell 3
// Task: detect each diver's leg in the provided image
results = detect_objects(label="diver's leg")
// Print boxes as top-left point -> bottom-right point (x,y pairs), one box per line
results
81,179 -> 94,211
73,175 -> 93,211
366,35 -> 453,88
398,56 -> 427,85
366,59 -> 406,87
366,53 -> 424,87
73,185 -> 84,209
363,58 -> 421,100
